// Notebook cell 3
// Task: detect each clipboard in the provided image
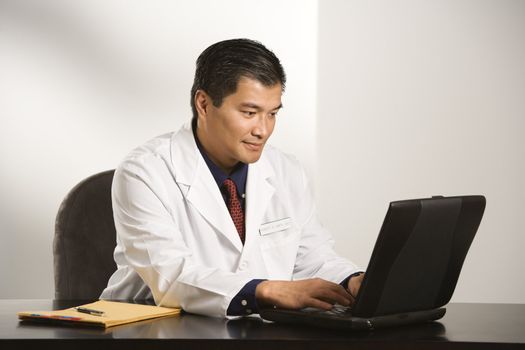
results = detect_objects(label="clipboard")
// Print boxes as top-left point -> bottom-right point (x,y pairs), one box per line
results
17,300 -> 180,328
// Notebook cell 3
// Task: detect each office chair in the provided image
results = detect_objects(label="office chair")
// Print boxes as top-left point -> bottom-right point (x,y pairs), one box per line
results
53,169 -> 117,299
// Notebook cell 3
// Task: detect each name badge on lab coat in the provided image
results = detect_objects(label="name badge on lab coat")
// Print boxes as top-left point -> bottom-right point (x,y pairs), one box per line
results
259,218 -> 292,236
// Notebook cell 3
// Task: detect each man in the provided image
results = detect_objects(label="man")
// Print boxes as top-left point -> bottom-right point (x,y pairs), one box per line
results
101,38 -> 364,317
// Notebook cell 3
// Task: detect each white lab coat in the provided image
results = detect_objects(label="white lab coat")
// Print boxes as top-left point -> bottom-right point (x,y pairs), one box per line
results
100,121 -> 359,317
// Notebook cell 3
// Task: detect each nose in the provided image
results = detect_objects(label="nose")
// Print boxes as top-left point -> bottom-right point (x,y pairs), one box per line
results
252,114 -> 272,139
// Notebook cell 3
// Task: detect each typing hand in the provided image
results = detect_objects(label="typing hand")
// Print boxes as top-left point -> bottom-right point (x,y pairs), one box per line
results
255,278 -> 353,310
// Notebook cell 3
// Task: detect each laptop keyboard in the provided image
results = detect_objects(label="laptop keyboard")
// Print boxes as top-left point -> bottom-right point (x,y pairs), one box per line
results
328,304 -> 353,316
300,304 -> 353,319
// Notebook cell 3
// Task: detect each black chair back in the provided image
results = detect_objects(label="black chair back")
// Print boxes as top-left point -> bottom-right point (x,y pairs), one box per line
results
53,170 -> 117,299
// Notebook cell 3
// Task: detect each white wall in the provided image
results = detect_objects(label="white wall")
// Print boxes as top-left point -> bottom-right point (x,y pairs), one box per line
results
1,0 -> 524,304
0,0 -> 318,298
317,0 -> 525,303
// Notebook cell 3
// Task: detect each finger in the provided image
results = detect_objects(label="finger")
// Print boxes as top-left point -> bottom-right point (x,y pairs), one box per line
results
315,286 -> 352,306
295,279 -> 354,308
347,286 -> 357,299
304,297 -> 334,311
314,279 -> 351,296
347,293 -> 357,307
345,292 -> 356,306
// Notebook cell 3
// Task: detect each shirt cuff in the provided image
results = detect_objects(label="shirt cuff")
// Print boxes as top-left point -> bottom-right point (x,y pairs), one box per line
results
227,279 -> 266,316
340,271 -> 364,289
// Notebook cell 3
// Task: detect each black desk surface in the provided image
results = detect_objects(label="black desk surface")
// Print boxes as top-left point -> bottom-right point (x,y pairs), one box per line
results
1,300 -> 525,349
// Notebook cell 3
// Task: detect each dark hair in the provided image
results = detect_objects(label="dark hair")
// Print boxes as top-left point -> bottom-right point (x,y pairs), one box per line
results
190,38 -> 286,119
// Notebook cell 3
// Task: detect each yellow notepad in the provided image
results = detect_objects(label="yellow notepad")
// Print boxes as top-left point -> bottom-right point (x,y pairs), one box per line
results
18,300 -> 180,328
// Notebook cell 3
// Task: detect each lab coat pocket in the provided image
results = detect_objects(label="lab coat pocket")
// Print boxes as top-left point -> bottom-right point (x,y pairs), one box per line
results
259,224 -> 300,279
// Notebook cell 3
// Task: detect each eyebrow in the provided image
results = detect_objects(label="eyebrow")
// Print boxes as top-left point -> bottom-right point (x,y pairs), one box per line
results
240,102 -> 283,111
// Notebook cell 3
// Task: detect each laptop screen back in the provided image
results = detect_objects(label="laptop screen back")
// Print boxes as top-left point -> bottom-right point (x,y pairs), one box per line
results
352,196 -> 486,318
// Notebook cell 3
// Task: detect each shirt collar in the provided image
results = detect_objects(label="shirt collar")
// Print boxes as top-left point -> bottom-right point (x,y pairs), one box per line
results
192,119 -> 248,196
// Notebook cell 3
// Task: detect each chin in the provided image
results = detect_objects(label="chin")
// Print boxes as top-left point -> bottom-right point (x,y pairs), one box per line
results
241,153 -> 263,164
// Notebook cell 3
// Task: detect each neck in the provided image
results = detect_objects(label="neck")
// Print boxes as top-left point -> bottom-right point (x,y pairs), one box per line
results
195,125 -> 236,175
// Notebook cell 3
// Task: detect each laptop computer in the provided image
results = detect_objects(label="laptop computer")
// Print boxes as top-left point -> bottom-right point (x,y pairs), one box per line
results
260,195 -> 486,330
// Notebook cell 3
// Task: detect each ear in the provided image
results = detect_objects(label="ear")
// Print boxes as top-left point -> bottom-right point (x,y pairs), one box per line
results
194,90 -> 211,120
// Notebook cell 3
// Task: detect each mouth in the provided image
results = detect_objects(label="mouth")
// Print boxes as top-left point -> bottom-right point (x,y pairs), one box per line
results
242,141 -> 264,152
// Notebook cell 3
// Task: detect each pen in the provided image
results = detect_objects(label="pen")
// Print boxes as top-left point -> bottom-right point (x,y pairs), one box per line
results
73,307 -> 106,317
30,314 -> 83,321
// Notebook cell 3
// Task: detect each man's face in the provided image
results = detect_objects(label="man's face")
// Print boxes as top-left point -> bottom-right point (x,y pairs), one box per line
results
196,76 -> 282,174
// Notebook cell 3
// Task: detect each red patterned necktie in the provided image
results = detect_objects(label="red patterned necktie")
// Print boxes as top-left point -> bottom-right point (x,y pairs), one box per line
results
222,178 -> 245,244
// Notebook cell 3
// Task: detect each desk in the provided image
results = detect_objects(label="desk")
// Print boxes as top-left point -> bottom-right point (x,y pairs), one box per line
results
1,300 -> 524,349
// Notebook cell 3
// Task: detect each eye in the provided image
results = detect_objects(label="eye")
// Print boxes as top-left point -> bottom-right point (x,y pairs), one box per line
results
269,111 -> 279,118
243,111 -> 257,117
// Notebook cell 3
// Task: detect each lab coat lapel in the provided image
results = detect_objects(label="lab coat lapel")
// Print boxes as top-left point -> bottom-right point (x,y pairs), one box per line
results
244,154 -> 275,246
187,167 -> 244,252
170,122 -> 243,253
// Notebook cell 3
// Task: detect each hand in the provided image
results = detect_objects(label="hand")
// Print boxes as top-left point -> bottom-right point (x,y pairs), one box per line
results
346,273 -> 365,301
255,278 -> 353,311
